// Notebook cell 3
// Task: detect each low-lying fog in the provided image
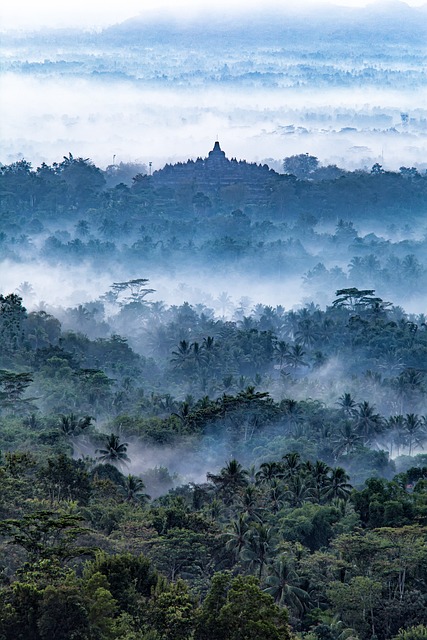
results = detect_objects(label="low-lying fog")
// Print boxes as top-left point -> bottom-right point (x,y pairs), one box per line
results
2,259 -> 426,318
2,74 -> 426,171
0,260 -> 306,314
2,3 -> 427,172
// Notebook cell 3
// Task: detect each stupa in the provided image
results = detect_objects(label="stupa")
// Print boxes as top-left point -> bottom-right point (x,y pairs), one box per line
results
207,141 -> 227,164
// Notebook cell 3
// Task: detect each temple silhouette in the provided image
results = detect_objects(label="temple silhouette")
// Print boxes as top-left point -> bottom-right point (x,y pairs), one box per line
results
147,141 -> 278,215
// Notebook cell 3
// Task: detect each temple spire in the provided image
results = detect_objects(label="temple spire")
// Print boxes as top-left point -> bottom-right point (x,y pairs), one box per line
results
208,140 -> 227,161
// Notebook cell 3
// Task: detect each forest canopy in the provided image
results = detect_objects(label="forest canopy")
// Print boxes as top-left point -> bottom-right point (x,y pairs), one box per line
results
1,149 -> 427,640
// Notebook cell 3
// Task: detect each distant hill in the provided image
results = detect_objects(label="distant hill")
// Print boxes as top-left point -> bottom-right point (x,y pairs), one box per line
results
102,2 -> 427,45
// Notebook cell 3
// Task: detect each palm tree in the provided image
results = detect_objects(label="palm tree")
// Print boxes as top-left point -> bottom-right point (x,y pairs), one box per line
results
236,296 -> 253,317
238,485 -> 264,522
59,413 -> 80,436
216,291 -> 234,317
295,318 -> 320,349
59,414 -> 94,455
274,341 -> 291,369
284,474 -> 315,507
403,413 -> 427,455
386,414 -> 406,457
264,556 -> 310,612
99,218 -> 119,239
309,460 -> 331,502
170,340 -> 193,369
281,452 -> 302,479
256,461 -> 283,485
23,413 -> 41,430
207,459 -> 248,504
332,422 -> 363,459
402,254 -> 423,280
355,401 -> 384,444
281,401 -> 304,434
323,467 -> 352,501
315,613 -> 359,640
246,464 -> 258,485
148,300 -> 166,322
58,413 -> 73,436
202,336 -> 217,365
242,524 -> 274,579
157,393 -> 178,413
121,474 -> 150,504
252,303 -> 266,320
75,219 -> 90,237
225,513 -> 251,560
96,433 -> 130,467
192,341 -> 207,369
317,314 -> 334,341
267,479 -> 286,514
378,348 -> 404,376
363,254 -> 381,279
285,344 -> 309,369
208,498 -> 222,522
16,281 -> 35,301
394,369 -> 425,414
172,401 -> 193,427
238,316 -> 255,331
282,309 -> 299,339
336,393 -> 357,417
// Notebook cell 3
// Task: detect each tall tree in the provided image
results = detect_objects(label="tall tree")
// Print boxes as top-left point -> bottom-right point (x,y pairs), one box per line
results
264,556 -> 310,612
96,434 -> 130,468
207,459 -> 248,504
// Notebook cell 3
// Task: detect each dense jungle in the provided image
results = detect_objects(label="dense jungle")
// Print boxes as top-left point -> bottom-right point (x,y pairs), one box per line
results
0,145 -> 426,639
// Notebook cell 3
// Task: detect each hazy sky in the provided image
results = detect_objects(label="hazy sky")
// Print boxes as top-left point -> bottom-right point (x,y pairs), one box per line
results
1,0 -> 426,30
1,0 -> 425,170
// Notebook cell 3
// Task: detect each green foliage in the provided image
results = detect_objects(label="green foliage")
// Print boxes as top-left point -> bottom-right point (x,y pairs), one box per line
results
38,454 -> 91,505
329,576 -> 382,636
0,582 -> 41,640
352,478 -> 417,528
279,503 -> 340,551
283,154 -> 319,179
83,572 -> 117,639
1,162 -> 427,637
0,370 -> 34,414
195,572 -> 290,640
393,626 -> 427,640
83,552 -> 158,613
0,510 -> 91,562
96,433 -> 130,467
0,294 -> 27,356
37,584 -> 91,640
149,578 -> 196,640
